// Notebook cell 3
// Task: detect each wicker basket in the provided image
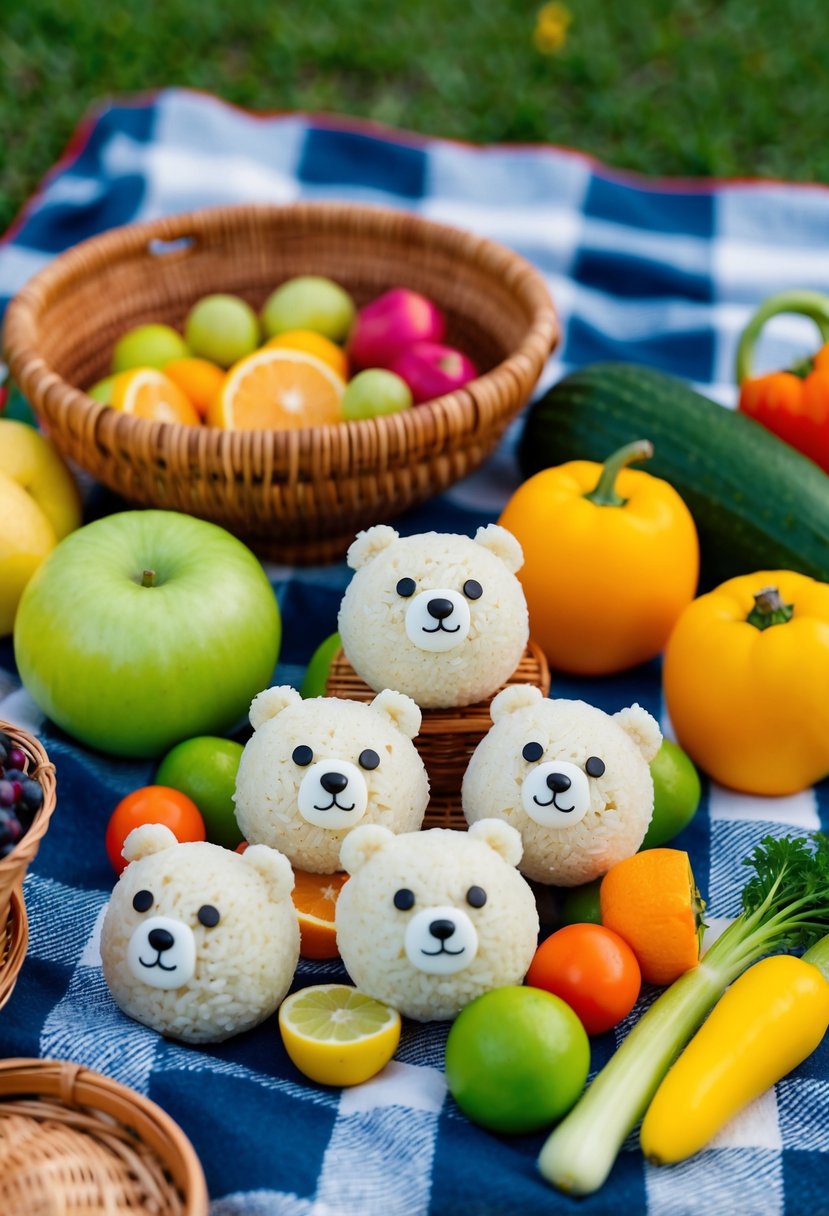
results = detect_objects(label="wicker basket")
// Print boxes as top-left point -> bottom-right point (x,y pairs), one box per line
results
3,202 -> 557,565
325,641 -> 551,827
0,722 -> 56,940
0,888 -> 28,1014
0,1058 -> 208,1215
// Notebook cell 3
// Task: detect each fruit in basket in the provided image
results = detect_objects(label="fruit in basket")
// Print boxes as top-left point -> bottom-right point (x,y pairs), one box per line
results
348,288 -> 446,371
444,985 -> 590,1133
0,419 -> 83,636
105,785 -> 206,874
390,341 -> 478,404
209,348 -> 344,430
111,323 -> 189,373
163,357 -> 226,419
261,276 -> 356,344
87,374 -> 117,404
155,735 -> 244,849
110,368 -> 201,425
185,294 -> 260,368
13,510 -> 281,758
265,330 -> 349,380
0,730 -> 43,858
341,369 -> 412,420
278,983 -> 401,1086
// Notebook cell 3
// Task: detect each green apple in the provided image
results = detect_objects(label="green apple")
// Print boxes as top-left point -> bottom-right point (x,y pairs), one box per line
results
156,735 -> 245,848
14,510 -> 280,758
261,276 -> 355,343
300,631 -> 341,698
184,294 -> 260,368
341,369 -> 413,421
87,375 -> 117,404
112,324 -> 189,373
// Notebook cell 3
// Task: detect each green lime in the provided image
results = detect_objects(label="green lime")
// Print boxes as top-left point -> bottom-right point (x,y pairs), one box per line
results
300,631 -> 341,698
642,738 -> 702,849
185,294 -> 260,368
156,736 -> 245,848
261,276 -> 355,343
112,324 -> 189,373
87,374 -> 117,404
560,879 -> 603,926
444,986 -> 590,1134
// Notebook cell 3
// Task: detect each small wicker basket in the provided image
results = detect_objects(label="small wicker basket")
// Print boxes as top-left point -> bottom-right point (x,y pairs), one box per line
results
0,887 -> 28,1014
0,722 -> 56,940
3,202 -> 557,564
0,1058 -> 208,1215
325,641 -> 551,827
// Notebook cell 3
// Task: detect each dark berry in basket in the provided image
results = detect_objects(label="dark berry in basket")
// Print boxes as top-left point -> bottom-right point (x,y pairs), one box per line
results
19,778 -> 43,813
0,780 -> 15,807
0,808 -> 23,856
6,747 -> 26,771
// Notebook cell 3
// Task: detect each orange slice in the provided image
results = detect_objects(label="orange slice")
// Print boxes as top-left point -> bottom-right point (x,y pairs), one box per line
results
110,368 -> 201,425
599,848 -> 704,986
164,357 -> 226,419
292,868 -> 349,960
264,330 -> 349,380
209,349 -> 344,430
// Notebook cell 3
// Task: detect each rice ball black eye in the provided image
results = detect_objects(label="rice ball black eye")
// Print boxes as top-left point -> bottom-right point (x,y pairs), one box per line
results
522,741 -> 544,763
358,749 -> 380,771
132,889 -> 153,913
396,577 -> 416,598
393,888 -> 415,911
292,745 -> 314,767
466,885 -> 487,908
585,755 -> 606,778
462,579 -> 483,600
198,904 -> 220,928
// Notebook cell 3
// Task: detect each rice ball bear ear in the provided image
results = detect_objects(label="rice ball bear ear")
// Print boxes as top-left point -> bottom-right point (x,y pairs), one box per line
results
490,683 -> 544,723
468,818 -> 523,868
122,823 -> 178,864
249,685 -> 302,731
370,688 -> 422,739
339,824 -> 396,875
242,844 -> 295,902
346,525 -> 399,571
614,703 -> 663,763
474,523 -> 524,574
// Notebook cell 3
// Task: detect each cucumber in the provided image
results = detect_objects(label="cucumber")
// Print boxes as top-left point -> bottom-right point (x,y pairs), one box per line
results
519,362 -> 829,588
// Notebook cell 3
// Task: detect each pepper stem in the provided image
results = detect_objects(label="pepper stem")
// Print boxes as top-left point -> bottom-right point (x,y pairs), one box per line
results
140,568 -> 157,588
583,440 -> 654,507
746,586 -> 794,630
735,289 -> 829,386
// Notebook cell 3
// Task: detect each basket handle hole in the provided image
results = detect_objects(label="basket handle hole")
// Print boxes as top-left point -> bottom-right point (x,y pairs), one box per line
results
146,236 -> 198,260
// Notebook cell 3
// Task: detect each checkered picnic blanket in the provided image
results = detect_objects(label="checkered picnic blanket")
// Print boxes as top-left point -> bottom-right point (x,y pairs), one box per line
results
1,89 -> 829,1216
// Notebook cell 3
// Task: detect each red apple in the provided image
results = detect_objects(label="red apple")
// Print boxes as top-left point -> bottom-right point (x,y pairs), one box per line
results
390,341 -> 478,404
348,288 -> 445,370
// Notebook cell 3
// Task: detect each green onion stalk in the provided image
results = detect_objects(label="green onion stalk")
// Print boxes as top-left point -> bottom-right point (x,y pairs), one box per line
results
538,834 -> 829,1196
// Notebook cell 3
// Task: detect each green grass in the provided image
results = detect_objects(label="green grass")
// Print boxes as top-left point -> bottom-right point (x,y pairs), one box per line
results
3,0 -> 829,233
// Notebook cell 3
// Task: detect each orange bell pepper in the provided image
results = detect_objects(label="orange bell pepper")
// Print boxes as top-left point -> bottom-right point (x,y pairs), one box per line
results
736,289 -> 829,473
663,570 -> 829,795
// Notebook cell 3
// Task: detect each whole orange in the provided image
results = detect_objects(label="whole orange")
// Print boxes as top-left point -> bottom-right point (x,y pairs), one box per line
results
164,357 -> 226,419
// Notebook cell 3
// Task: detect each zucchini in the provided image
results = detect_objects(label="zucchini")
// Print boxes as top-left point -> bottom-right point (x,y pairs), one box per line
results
519,362 -> 829,588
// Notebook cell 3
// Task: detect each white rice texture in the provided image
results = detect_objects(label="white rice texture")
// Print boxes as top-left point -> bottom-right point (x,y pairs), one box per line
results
463,696 -> 660,886
336,824 -> 539,1022
234,694 -> 429,873
101,839 -> 300,1044
338,528 -> 529,708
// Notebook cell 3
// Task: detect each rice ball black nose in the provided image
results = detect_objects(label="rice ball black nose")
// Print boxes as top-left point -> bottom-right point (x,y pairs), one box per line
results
427,598 -> 455,620
546,772 -> 572,793
320,771 -> 349,795
429,919 -> 456,940
148,928 -> 175,953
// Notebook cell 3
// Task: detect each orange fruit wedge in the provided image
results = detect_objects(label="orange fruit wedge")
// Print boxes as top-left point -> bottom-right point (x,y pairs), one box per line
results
164,357 -> 226,419
209,348 -> 344,430
110,368 -> 201,425
292,868 -> 349,960
599,848 -> 704,986
264,330 -> 349,381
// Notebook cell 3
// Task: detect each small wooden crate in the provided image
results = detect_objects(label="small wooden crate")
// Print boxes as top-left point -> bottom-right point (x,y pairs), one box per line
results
325,641 -> 551,828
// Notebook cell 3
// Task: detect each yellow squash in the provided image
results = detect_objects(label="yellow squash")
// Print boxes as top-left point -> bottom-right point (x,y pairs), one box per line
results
641,951 -> 829,1164
663,570 -> 829,795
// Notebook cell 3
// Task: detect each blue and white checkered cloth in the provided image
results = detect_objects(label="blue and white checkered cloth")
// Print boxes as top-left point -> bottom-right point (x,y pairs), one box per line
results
2,88 -> 829,1216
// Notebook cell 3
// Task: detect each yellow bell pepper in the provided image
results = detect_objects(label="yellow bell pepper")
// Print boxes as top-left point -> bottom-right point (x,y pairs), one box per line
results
663,570 -> 829,795
499,440 -> 699,675
641,945 -> 829,1165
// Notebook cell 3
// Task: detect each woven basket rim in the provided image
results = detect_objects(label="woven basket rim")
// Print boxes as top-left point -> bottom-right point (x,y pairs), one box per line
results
0,1057 -> 208,1214
0,887 -> 28,1013
3,199 -> 558,454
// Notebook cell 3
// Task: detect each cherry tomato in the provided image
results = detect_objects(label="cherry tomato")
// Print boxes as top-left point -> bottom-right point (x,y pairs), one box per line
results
525,923 -> 641,1036
105,785 -> 206,874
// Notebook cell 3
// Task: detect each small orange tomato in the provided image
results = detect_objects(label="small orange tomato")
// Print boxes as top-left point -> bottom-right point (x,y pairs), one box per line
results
525,923 -> 641,1035
105,785 -> 206,874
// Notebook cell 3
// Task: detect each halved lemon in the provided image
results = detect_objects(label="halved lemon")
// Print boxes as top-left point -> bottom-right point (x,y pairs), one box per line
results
279,983 -> 401,1087
292,869 -> 349,960
110,368 -> 201,425
209,348 -> 344,430
264,330 -> 349,381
